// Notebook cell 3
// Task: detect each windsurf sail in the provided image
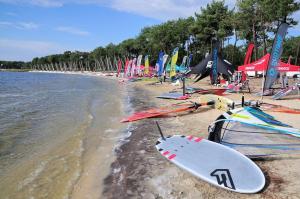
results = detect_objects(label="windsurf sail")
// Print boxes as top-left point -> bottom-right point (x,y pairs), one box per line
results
219,122 -> 300,157
124,59 -> 131,77
121,101 -> 215,123
181,56 -> 188,67
170,47 -> 179,78
162,54 -> 169,78
272,86 -> 297,100
208,107 -> 300,157
163,54 -> 169,67
211,40 -> 219,84
144,55 -> 149,75
186,54 -> 193,69
130,58 -> 137,77
136,55 -> 143,76
209,107 -> 300,139
242,43 -> 254,82
244,43 -> 254,65
263,23 -> 289,92
259,102 -> 300,114
183,87 -> 227,96
189,51 -> 233,83
158,51 -> 164,77
156,92 -> 190,100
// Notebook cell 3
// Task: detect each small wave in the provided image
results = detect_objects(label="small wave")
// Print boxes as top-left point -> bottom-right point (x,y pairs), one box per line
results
113,167 -> 121,174
17,159 -> 49,190
113,125 -> 136,154
111,86 -> 136,154
0,93 -> 26,98
88,113 -> 94,121
104,128 -> 116,133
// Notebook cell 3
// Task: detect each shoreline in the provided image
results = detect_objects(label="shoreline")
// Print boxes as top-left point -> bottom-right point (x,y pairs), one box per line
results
0,71 -> 130,199
3,70 -> 300,198
102,78 -> 300,198
102,85 -> 160,198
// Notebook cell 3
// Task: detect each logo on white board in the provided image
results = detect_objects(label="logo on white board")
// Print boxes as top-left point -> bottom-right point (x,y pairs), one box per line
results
210,169 -> 236,190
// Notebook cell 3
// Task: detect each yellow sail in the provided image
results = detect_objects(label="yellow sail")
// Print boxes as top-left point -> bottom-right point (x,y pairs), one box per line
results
144,55 -> 149,75
170,47 -> 179,78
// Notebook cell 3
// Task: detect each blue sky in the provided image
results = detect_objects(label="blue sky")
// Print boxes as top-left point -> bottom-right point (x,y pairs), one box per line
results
0,0 -> 299,61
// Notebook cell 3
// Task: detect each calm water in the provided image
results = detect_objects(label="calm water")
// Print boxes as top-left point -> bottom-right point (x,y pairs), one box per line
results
0,72 -> 126,199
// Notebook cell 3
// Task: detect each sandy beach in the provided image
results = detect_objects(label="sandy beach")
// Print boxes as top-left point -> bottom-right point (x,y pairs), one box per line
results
102,75 -> 300,199
2,0 -> 300,198
9,71 -> 300,198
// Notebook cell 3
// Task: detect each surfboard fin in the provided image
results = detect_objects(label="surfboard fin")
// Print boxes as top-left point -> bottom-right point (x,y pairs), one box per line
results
156,121 -> 165,140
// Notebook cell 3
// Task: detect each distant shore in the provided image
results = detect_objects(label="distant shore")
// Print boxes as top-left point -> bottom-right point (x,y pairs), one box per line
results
0,68 -> 31,72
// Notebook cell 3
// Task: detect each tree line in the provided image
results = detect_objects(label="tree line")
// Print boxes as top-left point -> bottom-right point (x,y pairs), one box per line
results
1,0 -> 300,71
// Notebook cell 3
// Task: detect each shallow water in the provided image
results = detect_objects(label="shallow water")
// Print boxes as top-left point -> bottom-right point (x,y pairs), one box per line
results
0,72 -> 126,199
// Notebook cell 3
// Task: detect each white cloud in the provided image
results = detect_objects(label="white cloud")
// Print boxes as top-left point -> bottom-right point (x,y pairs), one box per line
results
18,22 -> 39,29
56,26 -> 90,36
30,0 -> 63,7
0,21 -> 39,30
5,12 -> 18,16
1,0 -> 299,23
0,21 -> 14,27
110,0 -> 203,20
0,39 -> 65,61
0,0 -> 235,20
84,0 -> 235,20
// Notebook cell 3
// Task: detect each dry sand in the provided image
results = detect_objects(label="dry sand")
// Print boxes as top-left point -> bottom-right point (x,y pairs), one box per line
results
103,76 -> 300,199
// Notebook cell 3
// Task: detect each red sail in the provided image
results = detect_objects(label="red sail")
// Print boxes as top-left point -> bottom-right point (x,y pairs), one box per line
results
241,43 -> 255,82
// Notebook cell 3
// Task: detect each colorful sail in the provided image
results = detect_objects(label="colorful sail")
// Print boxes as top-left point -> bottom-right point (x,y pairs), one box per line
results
181,56 -> 187,67
211,41 -> 219,84
170,47 -> 179,78
186,54 -> 193,68
163,54 -> 168,67
208,107 -> 300,157
263,23 -> 288,91
158,51 -> 164,76
136,55 -> 143,76
130,58 -> 137,77
244,43 -> 254,65
124,59 -> 129,77
144,55 -> 149,75
125,59 -> 132,77
242,43 -> 254,82
162,54 -> 169,77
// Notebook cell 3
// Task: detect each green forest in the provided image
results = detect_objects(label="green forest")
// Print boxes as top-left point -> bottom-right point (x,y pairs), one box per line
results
1,0 -> 300,71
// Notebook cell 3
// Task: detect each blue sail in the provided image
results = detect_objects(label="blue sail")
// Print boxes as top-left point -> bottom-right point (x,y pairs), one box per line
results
263,23 -> 288,91
158,51 -> 164,76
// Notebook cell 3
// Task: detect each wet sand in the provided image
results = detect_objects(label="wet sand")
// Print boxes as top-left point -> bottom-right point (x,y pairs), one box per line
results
103,77 -> 300,199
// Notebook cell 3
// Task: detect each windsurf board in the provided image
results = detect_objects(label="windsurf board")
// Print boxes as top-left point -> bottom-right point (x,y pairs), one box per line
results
155,135 -> 265,193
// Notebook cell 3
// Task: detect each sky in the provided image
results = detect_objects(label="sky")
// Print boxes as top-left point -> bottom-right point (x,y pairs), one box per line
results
0,0 -> 299,61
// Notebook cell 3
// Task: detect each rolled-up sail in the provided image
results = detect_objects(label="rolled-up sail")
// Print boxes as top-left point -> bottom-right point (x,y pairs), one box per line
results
211,40 -> 219,84
144,55 -> 149,75
130,58 -> 137,77
136,55 -> 143,76
170,47 -> 179,78
263,23 -> 288,91
158,51 -> 164,76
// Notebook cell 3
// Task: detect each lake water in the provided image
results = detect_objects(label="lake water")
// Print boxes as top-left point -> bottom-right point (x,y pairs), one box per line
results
0,72 -> 127,199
